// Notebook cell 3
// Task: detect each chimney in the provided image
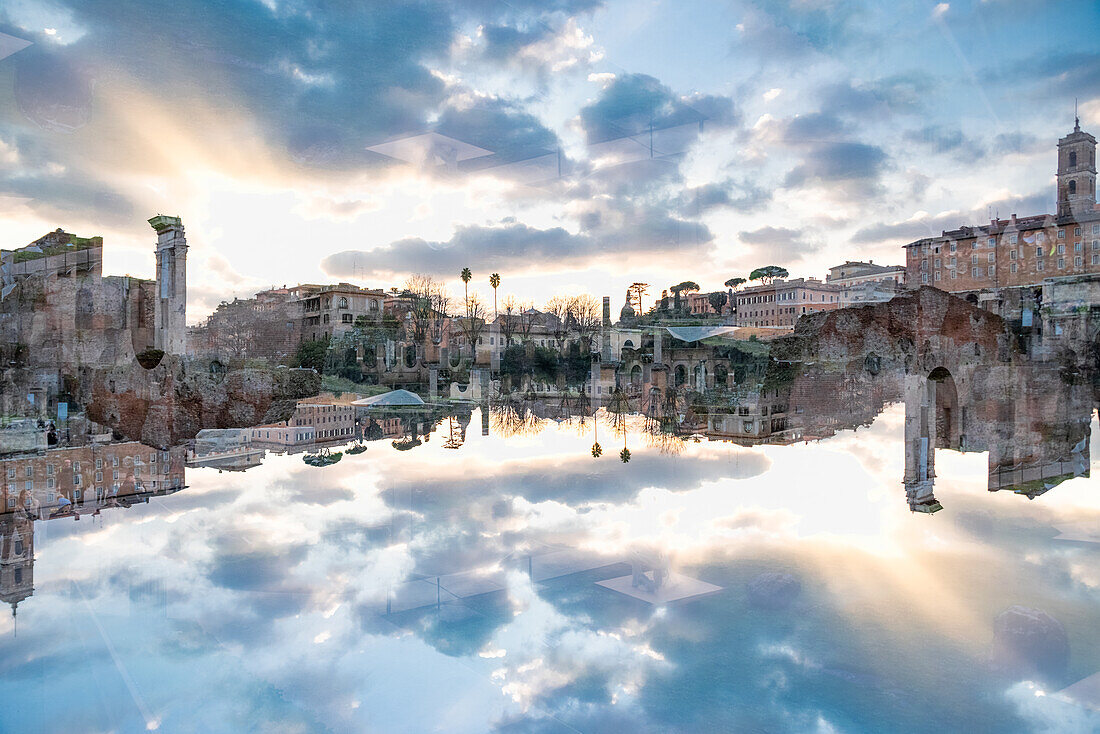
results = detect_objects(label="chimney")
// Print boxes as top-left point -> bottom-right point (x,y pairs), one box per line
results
1011,213 -> 1017,225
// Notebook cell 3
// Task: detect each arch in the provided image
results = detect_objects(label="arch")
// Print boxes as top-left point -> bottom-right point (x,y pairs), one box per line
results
714,363 -> 728,386
965,293 -> 979,305
674,364 -> 687,387
339,296 -> 349,308
1069,150 -> 1077,168
622,339 -> 634,349
629,364 -> 642,386
404,345 -> 416,368
1069,179 -> 1077,195
927,367 -> 960,450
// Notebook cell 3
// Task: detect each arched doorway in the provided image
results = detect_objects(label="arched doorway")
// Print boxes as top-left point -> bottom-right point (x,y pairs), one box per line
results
928,367 -> 960,449
629,364 -> 642,386
674,364 -> 687,387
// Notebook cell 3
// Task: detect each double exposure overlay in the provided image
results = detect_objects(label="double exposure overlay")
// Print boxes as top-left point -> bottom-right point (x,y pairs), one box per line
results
1,1 -> 1100,732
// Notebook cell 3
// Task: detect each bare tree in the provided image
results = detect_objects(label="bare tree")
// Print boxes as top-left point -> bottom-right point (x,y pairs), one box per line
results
499,295 -> 519,347
568,294 -> 600,352
458,292 -> 488,356
545,296 -> 570,350
404,274 -> 451,344
516,300 -> 535,342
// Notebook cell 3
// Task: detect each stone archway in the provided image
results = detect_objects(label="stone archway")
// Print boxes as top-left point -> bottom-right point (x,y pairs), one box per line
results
928,366 -> 960,450
629,364 -> 642,386
674,364 -> 687,387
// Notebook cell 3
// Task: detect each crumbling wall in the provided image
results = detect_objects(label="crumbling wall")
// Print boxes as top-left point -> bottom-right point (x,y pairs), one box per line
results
82,357 -> 321,447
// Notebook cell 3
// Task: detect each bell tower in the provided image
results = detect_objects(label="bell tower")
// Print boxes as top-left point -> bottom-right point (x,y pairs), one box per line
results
149,214 -> 188,354
1057,113 -> 1097,218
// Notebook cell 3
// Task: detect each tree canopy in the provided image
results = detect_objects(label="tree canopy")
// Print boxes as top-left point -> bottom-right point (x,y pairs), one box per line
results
748,266 -> 789,284
724,277 -> 746,289
670,280 -> 700,294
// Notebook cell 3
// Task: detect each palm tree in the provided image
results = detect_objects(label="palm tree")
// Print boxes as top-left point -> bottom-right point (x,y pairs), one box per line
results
460,267 -> 472,317
489,273 -> 501,317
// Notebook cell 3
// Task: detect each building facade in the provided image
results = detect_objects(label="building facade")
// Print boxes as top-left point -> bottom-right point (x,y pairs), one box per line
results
300,283 -> 385,342
733,279 -> 843,327
904,121 -> 1100,300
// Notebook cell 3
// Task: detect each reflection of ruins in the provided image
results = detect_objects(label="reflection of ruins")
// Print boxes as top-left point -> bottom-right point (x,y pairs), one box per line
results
904,362 -> 1092,512
0,442 -> 186,618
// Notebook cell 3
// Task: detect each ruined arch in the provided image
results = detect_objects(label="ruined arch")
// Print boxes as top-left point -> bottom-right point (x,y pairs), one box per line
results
629,364 -> 642,386
928,367 -> 961,450
674,364 -> 687,387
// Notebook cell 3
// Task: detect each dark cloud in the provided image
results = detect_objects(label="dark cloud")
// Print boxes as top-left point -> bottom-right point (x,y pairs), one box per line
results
738,225 -> 821,263
436,97 -> 559,168
818,74 -> 934,120
905,125 -> 987,160
985,51 -> 1100,100
322,202 -> 713,279
783,141 -> 889,194
579,73 -> 737,145
679,180 -> 772,214
782,112 -> 848,142
850,190 -> 1053,246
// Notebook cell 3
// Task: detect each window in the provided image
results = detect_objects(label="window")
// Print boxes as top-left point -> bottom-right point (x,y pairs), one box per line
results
73,461 -> 80,473
25,466 -> 32,478
1075,256 -> 1083,268
935,258 -> 941,268
339,297 -> 348,308
1037,259 -> 1045,271
988,252 -> 995,262
950,269 -> 957,279
949,257 -> 957,267
5,469 -> 12,479
922,273 -> 929,284
95,471 -> 102,483
46,464 -> 54,475
974,267 -> 983,277
1094,240 -> 1100,250
47,477 -> 55,489
971,254 -> 978,264
988,238 -> 995,247
1075,226 -> 1082,236
1011,262 -> 1018,273
1009,234 -> 1018,244
74,473 -> 81,486
950,242 -> 957,252
1058,243 -> 1066,255
341,313 -> 353,323
1076,241 -> 1084,252
95,459 -> 102,469
1070,151 -> 1077,167
1093,254 -> 1099,265
1093,224 -> 1099,234
1058,229 -> 1065,239
989,265 -> 995,277
1036,247 -> 1043,257
935,271 -> 942,281
1070,181 -> 1077,195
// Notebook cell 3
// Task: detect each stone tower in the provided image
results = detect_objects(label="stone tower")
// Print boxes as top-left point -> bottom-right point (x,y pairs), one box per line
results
149,215 -> 188,354
1056,115 -> 1096,218
0,513 -> 34,621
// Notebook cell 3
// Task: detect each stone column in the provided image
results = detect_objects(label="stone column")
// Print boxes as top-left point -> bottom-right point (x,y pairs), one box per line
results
652,327 -> 663,365
429,367 -> 439,401
601,296 -> 611,362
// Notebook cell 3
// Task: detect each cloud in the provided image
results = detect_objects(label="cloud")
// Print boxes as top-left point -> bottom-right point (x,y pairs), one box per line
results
579,73 -> 737,145
323,199 -> 713,279
738,225 -> 822,263
679,180 -> 772,214
783,141 -> 889,194
851,190 -> 1052,246
905,124 -> 987,160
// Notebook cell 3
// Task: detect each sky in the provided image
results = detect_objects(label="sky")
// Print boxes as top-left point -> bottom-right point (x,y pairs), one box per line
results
0,0 -> 1098,321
